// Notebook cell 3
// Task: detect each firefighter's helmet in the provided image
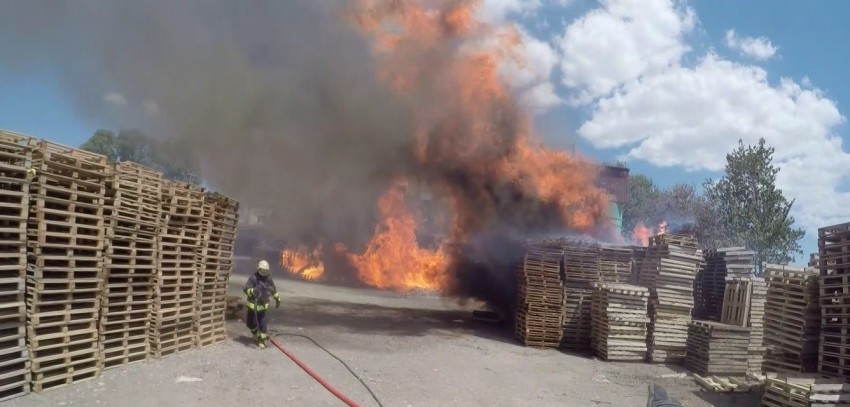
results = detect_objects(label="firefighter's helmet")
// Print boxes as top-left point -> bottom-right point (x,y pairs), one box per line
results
257,260 -> 270,276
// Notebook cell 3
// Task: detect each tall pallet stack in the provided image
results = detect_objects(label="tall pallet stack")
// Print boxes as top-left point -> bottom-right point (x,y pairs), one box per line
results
644,233 -> 703,364
721,277 -> 767,373
150,180 -> 204,358
694,247 -> 754,321
818,222 -> 850,378
26,140 -> 108,392
515,240 -> 564,348
685,320 -> 750,376
194,192 -> 238,348
0,132 -> 32,401
590,283 -> 649,361
764,265 -> 820,373
99,162 -> 161,369
559,239 -> 598,350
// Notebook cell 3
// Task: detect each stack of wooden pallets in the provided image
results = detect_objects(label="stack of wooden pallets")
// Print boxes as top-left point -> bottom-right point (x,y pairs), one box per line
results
694,247 -> 753,320
99,162 -> 161,369
720,277 -> 767,372
809,380 -> 850,406
761,377 -> 814,407
0,132 -> 32,401
685,320 -> 750,376
560,286 -> 592,350
26,140 -> 108,392
194,192 -> 238,348
764,265 -> 820,373
644,233 -> 703,364
562,240 -> 600,286
630,246 -> 646,285
818,222 -> 850,378
598,244 -> 632,283
590,283 -> 649,361
515,240 -> 564,348
149,180 -> 204,358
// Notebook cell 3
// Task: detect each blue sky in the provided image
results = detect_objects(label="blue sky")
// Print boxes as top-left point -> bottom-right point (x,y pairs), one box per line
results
2,0 -> 848,264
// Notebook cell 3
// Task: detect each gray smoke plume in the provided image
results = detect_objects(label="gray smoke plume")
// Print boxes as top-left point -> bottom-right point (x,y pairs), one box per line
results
0,0 -> 412,245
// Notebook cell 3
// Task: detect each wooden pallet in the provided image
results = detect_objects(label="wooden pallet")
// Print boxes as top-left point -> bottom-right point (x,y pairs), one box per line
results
590,283 -> 649,361
685,320 -> 751,376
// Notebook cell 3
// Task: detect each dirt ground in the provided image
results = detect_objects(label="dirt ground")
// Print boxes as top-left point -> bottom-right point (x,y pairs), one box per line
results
5,264 -> 762,407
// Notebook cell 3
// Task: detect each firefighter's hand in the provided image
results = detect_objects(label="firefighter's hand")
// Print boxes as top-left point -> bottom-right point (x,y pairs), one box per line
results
275,299 -> 280,309
246,288 -> 254,297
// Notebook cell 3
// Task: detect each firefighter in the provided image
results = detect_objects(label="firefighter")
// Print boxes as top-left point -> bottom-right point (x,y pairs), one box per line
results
244,260 -> 281,349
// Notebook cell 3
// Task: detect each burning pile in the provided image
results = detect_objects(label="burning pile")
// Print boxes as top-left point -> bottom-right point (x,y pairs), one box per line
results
641,233 -> 703,364
275,0 -> 614,306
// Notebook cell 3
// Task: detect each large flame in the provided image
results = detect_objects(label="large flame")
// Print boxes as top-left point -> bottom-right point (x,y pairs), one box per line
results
347,178 -> 450,291
632,223 -> 652,247
280,244 -> 325,281
281,0 -> 613,295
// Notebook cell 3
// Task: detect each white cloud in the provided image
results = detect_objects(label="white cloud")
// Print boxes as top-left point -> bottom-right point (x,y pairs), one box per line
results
498,28 -> 563,111
557,0 -> 696,104
578,54 -> 850,229
477,0 -> 542,24
725,29 -> 778,60
103,92 -> 128,106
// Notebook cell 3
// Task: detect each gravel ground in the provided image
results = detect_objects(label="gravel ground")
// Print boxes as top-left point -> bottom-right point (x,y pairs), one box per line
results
5,272 -> 762,407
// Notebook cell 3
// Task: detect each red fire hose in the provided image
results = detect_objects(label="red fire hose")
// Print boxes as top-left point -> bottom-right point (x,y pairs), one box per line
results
269,337 -> 362,407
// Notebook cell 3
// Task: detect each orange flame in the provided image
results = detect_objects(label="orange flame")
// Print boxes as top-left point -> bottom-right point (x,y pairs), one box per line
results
280,244 -> 325,281
632,223 -> 652,247
348,178 -> 450,291
286,0 -> 614,293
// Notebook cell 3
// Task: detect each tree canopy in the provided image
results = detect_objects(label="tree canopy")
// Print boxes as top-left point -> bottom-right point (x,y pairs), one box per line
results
80,129 -> 198,184
623,138 -> 805,272
703,138 -> 805,273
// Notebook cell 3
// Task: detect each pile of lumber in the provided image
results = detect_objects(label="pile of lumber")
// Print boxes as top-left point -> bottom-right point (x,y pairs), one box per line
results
761,377 -> 814,407
26,140 -> 108,392
760,377 -> 849,407
764,266 -> 820,373
643,233 -> 703,363
515,240 -> 564,348
99,162 -> 162,370
559,286 -> 592,350
0,132 -> 31,401
598,244 -> 632,283
194,192 -> 239,347
590,283 -> 649,361
685,320 -> 750,376
818,222 -> 850,378
149,181 -> 204,358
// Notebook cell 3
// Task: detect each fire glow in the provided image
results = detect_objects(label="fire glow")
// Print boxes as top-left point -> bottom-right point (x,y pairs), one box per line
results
280,0 -> 613,294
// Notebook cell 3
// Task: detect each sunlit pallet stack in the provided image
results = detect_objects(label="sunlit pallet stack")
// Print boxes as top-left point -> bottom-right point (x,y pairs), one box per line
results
0,132 -> 32,401
764,265 -> 820,374
598,244 -> 632,284
818,222 -> 850,379
99,162 -> 161,369
562,240 -> 599,287
760,377 -> 849,407
590,283 -> 649,361
194,192 -> 238,348
685,320 -> 750,376
515,240 -> 564,348
149,180 -> 203,358
26,140 -> 108,392
644,233 -> 703,364
695,247 -> 754,321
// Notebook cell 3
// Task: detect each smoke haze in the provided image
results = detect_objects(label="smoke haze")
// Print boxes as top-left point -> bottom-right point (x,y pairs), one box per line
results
0,0 -> 410,245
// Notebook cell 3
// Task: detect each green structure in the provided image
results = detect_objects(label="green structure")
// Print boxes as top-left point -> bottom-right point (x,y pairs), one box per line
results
608,200 -> 623,234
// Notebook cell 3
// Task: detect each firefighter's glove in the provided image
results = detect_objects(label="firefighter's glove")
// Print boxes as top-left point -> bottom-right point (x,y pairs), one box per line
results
246,288 -> 254,298
275,298 -> 281,309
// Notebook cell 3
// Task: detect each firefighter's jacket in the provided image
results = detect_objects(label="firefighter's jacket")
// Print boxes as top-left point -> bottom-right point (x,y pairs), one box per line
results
243,273 -> 280,311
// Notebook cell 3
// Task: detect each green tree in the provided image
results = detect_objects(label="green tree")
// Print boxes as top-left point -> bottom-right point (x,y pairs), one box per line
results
80,129 -> 198,184
621,174 -> 661,237
703,138 -> 805,274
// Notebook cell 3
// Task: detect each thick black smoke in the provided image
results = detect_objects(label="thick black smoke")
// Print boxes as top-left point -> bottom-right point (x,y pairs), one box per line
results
0,0 -> 412,246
